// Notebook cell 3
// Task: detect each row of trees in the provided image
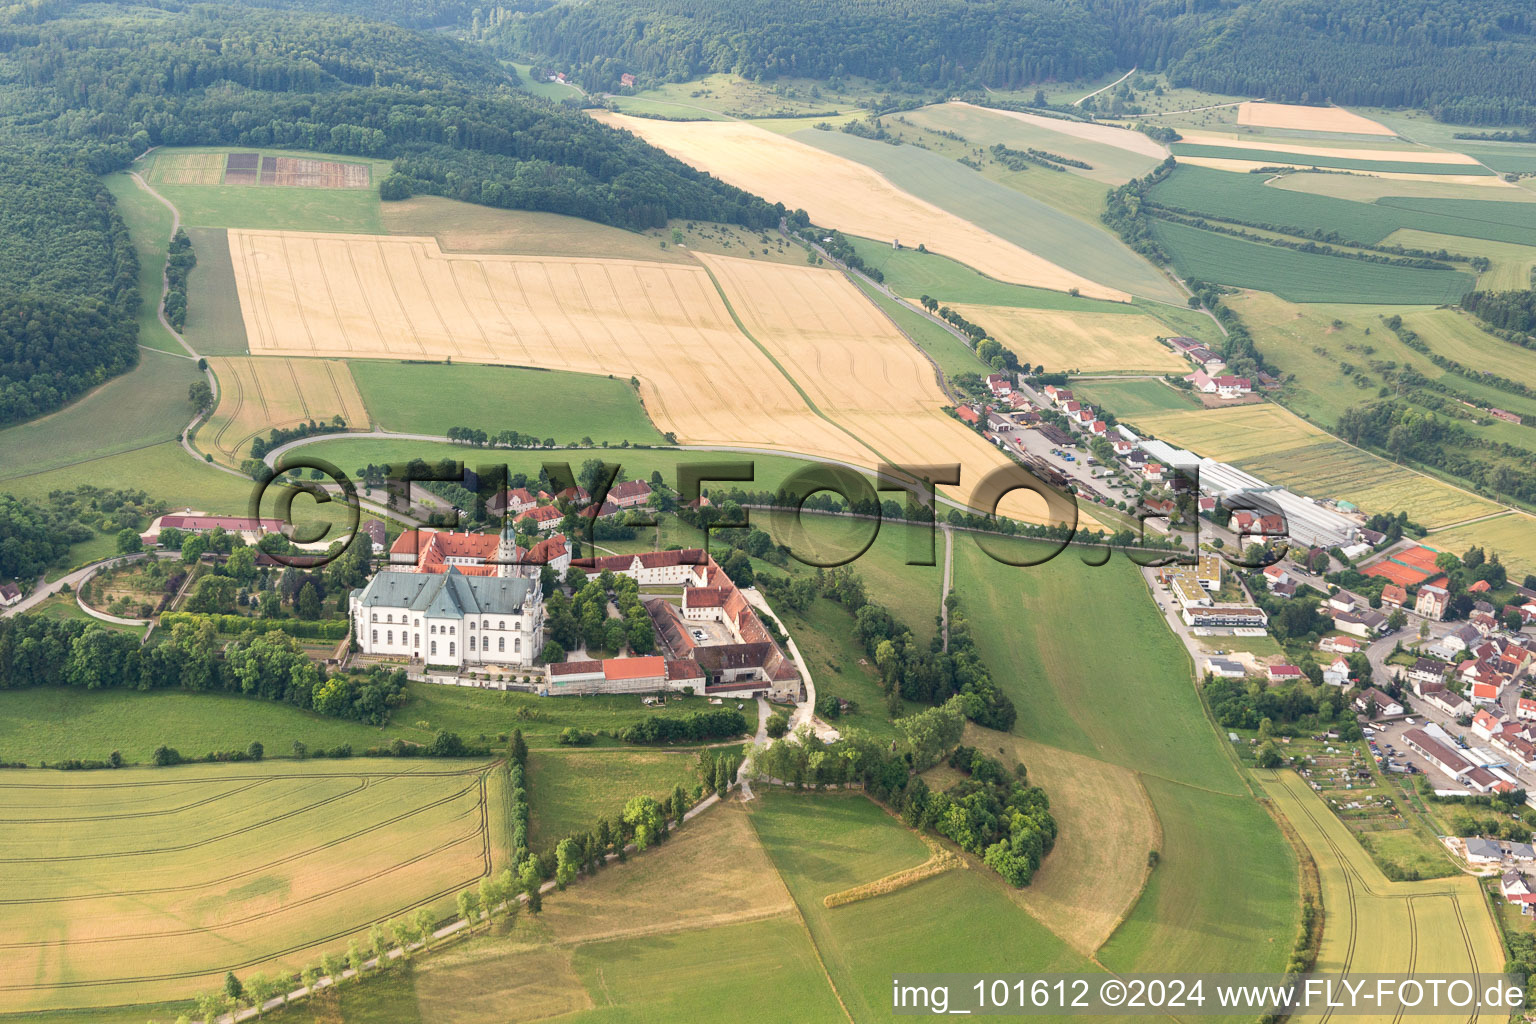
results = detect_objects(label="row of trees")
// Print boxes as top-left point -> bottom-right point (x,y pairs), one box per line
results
0,615 -> 408,726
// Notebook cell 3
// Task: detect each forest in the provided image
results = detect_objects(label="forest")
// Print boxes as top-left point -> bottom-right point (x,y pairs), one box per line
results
0,1 -> 786,227
0,157 -> 139,426
493,0 -> 1536,124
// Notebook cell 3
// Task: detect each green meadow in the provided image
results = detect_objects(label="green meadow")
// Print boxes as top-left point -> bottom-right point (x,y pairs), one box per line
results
1150,219 -> 1474,303
797,129 -> 1185,302
349,361 -> 666,444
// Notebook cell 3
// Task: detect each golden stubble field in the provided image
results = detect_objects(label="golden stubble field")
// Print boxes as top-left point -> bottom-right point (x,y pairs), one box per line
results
695,252 -> 1081,525
0,760 -> 499,1011
228,229 -> 1089,526
589,111 -> 1128,301
944,303 -> 1185,374
205,356 -> 369,462
1235,101 -> 1397,136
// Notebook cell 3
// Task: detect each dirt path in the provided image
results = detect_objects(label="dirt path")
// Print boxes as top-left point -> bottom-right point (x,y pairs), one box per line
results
125,162 -> 228,472
1074,67 -> 1137,107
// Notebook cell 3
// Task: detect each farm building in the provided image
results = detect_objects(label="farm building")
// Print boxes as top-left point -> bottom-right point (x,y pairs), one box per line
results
140,513 -> 284,546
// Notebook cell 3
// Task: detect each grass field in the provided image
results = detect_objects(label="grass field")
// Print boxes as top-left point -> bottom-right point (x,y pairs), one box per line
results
967,726 -> 1157,955
750,790 -> 1096,1019
1257,769 -> 1503,999
1075,378 -> 1201,417
180,226 -> 250,355
1151,165 -> 1536,248
104,172 -> 186,356
348,360 -> 664,444
903,102 -> 1166,184
1400,306 -> 1536,389
949,303 -> 1185,373
1386,228 -> 1536,290
951,536 -> 1242,793
592,111 -> 1127,299
1150,218 -> 1475,304
1272,170 -> 1536,203
205,357 -> 369,463
1131,403 -> 1498,526
1176,132 -> 1477,166
849,278 -> 991,378
845,237 -> 1139,312
410,802 -> 842,1024
525,747 -> 710,851
140,147 -> 387,233
508,61 -> 585,103
0,759 -> 499,1012
0,348 -> 199,483
0,684 -> 750,765
795,127 -> 1183,302
1429,512 -> 1536,577
1098,776 -> 1299,982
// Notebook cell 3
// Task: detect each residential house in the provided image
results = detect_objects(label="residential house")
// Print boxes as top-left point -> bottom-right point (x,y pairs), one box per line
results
619,72 -> 636,88
1470,680 -> 1502,705
1444,623 -> 1482,653
956,405 -> 981,426
516,505 -> 564,532
1501,871 -> 1536,910
1323,657 -> 1351,686
1416,584 -> 1450,621
1142,462 -> 1166,483
0,582 -> 21,607
360,520 -> 387,555
489,487 -> 539,517
1519,698 -> 1536,723
1320,635 -> 1363,655
1215,375 -> 1253,398
1183,606 -> 1268,628
1263,564 -> 1291,589
1089,419 -> 1108,436
1333,608 -> 1389,638
985,372 -> 1013,397
1470,601 -> 1499,636
1268,664 -> 1304,684
1354,687 -> 1404,717
1328,590 -> 1362,614
1407,658 -> 1448,692
1380,583 -> 1408,608
1426,688 -> 1470,717
1272,580 -> 1299,599
1233,510 -> 1286,536
607,480 -> 654,509
1473,709 -> 1505,740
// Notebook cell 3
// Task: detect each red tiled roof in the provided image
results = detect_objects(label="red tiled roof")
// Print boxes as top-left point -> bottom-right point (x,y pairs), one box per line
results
604,656 -> 665,680
160,515 -> 282,532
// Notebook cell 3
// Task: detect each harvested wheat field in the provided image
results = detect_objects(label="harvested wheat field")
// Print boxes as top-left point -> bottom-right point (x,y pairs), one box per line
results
1236,101 -> 1396,136
205,356 -> 368,462
945,304 -> 1184,374
227,229 -> 870,464
964,726 -> 1156,955
697,253 -> 1082,526
150,151 -> 226,185
592,111 -> 1126,300
0,759 -> 499,1011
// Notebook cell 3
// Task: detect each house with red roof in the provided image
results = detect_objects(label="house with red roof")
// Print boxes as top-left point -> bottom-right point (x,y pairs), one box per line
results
956,405 -> 981,425
607,480 -> 653,508
1267,664 -> 1304,684
516,505 -> 564,532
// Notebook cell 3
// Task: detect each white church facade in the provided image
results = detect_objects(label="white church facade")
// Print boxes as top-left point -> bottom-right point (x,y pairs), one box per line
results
350,522 -> 544,668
